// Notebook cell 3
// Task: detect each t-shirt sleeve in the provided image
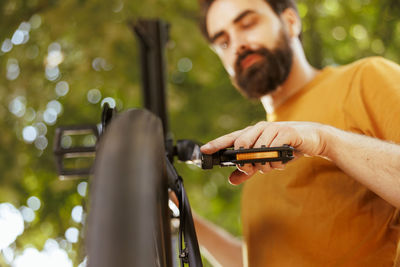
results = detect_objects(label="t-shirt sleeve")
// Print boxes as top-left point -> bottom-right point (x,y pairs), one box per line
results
343,57 -> 400,143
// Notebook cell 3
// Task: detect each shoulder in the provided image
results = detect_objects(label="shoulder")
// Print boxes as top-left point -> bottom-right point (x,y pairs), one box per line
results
340,58 -> 400,140
317,57 -> 398,83
343,57 -> 400,109
332,57 -> 400,95
345,57 -> 400,77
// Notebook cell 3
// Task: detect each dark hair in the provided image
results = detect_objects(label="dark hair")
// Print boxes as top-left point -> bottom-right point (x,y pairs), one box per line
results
199,0 -> 300,41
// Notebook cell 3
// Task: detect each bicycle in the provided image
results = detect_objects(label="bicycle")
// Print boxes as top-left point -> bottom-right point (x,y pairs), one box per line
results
53,19 -> 294,267
54,19 -> 205,267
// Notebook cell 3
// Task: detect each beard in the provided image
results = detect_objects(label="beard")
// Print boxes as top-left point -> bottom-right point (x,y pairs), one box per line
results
234,28 -> 293,99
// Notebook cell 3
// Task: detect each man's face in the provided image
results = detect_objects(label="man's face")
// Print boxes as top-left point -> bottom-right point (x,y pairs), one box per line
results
206,0 -> 293,98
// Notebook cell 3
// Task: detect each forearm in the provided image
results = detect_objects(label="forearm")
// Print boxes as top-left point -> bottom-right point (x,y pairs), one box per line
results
321,125 -> 400,208
193,213 -> 243,267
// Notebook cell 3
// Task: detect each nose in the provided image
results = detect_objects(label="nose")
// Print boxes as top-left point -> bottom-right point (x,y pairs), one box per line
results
231,31 -> 250,56
236,44 -> 249,56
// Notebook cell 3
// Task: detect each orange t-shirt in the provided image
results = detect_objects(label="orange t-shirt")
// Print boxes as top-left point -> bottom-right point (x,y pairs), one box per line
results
241,57 -> 400,267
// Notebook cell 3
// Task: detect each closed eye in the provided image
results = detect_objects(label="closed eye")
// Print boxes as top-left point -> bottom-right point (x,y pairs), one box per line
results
215,36 -> 229,50
241,15 -> 258,29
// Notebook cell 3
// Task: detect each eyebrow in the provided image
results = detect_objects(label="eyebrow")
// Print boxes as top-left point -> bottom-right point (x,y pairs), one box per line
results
233,10 -> 255,23
210,10 -> 256,43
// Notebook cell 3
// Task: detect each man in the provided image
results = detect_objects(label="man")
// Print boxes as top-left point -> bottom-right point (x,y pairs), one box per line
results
193,0 -> 400,266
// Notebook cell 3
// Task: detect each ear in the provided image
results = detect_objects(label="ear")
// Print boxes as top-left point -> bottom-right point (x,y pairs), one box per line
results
280,8 -> 301,39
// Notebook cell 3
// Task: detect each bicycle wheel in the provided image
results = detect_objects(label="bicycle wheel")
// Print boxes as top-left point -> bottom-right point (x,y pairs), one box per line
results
86,109 -> 172,267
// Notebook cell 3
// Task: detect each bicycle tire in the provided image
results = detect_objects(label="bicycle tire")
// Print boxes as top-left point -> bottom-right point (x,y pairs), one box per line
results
87,109 -> 172,267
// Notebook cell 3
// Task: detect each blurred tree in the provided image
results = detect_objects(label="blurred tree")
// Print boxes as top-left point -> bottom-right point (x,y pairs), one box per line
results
0,0 -> 400,266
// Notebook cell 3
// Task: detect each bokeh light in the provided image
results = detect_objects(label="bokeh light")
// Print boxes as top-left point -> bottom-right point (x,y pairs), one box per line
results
1,39 -> 13,53
100,97 -> 116,108
20,206 -> 35,222
9,96 -> 26,118
77,182 -> 87,197
92,57 -> 112,71
27,196 -> 41,211
3,246 -> 14,264
34,122 -> 48,136
350,24 -> 368,40
297,2 -> 308,18
371,39 -> 385,54
87,89 -> 102,104
29,14 -> 42,29
43,108 -> 58,125
22,126 -> 38,143
12,239 -> 72,267
0,203 -> 24,250
55,81 -> 70,97
71,206 -> 83,223
11,30 -> 25,45
46,51 -> 64,68
177,57 -> 193,72
45,66 -> 60,81
65,227 -> 79,243
323,0 -> 340,15
34,136 -> 48,150
83,135 -> 97,147
24,108 -> 36,122
47,100 -> 63,115
7,58 -> 20,80
61,135 -> 72,149
332,26 -> 347,41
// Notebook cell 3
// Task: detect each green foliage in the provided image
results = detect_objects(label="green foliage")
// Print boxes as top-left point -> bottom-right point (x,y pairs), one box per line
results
0,0 -> 400,265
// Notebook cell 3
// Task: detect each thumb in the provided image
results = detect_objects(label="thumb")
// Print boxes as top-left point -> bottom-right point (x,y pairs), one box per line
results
229,169 -> 255,185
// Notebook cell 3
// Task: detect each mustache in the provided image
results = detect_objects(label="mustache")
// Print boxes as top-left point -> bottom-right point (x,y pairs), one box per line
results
235,48 -> 268,70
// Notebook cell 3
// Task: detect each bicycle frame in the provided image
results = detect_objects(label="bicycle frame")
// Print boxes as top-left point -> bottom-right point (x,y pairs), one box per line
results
132,19 -> 202,267
132,19 -> 170,138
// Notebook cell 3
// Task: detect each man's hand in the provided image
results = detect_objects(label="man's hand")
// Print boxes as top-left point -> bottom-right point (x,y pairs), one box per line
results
201,121 -> 328,185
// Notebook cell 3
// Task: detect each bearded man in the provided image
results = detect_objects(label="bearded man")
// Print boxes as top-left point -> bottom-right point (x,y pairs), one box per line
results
193,0 -> 400,266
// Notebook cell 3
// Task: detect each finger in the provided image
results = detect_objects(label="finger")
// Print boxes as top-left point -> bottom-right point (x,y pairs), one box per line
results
252,128 -> 279,172
255,162 -> 273,173
253,125 -> 279,148
237,163 -> 256,177
228,168 -> 256,185
269,129 -> 295,169
201,129 -> 246,154
293,150 -> 304,159
269,126 -> 303,150
270,160 -> 286,170
233,122 -> 269,149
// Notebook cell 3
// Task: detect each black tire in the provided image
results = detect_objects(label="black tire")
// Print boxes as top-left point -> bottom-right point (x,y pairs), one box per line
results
87,109 -> 172,267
